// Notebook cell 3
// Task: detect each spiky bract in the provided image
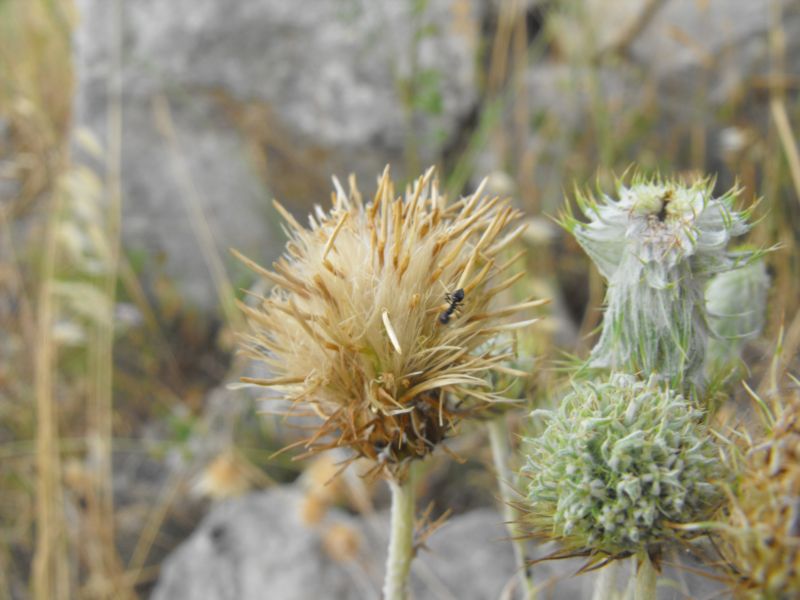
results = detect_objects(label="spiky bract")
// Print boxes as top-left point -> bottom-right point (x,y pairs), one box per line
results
521,374 -> 723,559
720,398 -> 800,599
237,167 -> 540,479
564,176 -> 751,385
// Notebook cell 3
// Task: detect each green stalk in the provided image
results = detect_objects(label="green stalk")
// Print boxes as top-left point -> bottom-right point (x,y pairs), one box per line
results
487,417 -> 536,600
634,553 -> 657,600
382,467 -> 417,600
591,562 -> 619,600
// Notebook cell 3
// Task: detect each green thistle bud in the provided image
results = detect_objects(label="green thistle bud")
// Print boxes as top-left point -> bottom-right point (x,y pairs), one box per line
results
520,374 -> 724,558
705,258 -> 769,378
564,177 -> 751,386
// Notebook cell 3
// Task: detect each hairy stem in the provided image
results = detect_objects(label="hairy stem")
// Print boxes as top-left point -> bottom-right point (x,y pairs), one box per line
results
382,468 -> 416,600
634,553 -> 657,600
487,417 -> 536,600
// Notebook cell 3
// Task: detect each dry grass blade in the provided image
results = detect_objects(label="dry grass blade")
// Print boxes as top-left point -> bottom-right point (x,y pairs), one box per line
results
32,174 -> 68,600
152,95 -> 243,331
770,97 -> 800,205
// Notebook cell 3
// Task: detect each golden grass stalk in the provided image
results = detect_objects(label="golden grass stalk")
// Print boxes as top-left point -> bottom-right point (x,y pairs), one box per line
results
84,0 -> 124,594
33,168 -> 69,600
487,416 -> 536,599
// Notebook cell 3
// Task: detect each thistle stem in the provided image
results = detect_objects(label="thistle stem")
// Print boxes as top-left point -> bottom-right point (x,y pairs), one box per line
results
382,467 -> 416,600
591,562 -> 619,600
634,553 -> 657,600
487,417 -> 536,600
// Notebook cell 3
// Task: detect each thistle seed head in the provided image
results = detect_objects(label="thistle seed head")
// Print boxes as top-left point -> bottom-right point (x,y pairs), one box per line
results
521,374 -> 724,559
237,167 -> 541,479
720,396 -> 800,599
564,176 -> 751,385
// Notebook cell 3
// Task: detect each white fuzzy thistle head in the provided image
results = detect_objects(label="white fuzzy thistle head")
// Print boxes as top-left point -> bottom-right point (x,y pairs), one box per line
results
564,176 -> 751,386
520,374 -> 724,559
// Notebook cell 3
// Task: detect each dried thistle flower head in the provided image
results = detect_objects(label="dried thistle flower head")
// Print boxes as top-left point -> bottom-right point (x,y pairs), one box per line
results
720,396 -> 800,599
237,167 -> 541,479
564,176 -> 751,386
521,374 -> 723,560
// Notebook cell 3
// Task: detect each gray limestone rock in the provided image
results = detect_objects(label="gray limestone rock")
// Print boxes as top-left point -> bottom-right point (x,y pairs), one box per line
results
150,485 -> 594,600
150,483 -> 728,599
478,0 -> 800,212
72,0 -> 482,311
151,487 -> 357,600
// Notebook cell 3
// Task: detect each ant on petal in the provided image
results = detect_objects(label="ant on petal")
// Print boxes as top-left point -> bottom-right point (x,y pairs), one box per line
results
439,288 -> 465,325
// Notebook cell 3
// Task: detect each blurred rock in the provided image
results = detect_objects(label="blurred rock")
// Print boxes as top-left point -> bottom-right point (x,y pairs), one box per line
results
552,0 -> 800,94
71,0 -> 799,311
73,0 -> 483,311
150,483 -> 726,599
477,0 -> 800,212
151,485 -> 596,600
627,0 -> 798,104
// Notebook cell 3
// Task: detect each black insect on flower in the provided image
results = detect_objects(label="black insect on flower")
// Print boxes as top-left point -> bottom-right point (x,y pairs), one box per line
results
439,288 -> 465,325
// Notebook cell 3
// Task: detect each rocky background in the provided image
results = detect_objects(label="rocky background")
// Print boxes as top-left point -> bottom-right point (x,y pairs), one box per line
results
1,0 -> 799,598
72,0 -> 800,312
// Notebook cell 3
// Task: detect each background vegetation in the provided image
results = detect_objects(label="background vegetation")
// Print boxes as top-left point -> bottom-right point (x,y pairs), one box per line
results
1,0 -> 799,598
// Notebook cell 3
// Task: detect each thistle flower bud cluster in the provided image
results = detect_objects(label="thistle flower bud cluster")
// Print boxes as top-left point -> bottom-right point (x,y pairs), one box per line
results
721,397 -> 800,599
564,177 -> 751,385
238,167 -> 540,479
522,374 -> 722,558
